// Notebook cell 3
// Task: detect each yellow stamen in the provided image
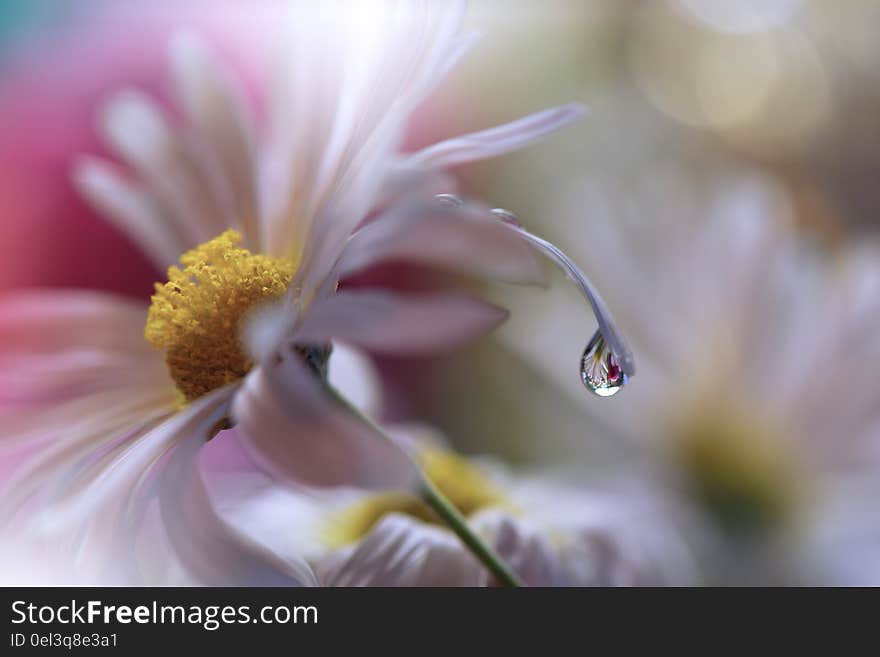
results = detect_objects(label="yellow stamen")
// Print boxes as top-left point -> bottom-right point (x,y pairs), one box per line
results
145,230 -> 295,403
326,448 -> 504,547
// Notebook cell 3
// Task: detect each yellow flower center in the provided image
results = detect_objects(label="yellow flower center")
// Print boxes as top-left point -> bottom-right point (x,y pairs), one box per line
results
145,230 -> 295,403
672,403 -> 801,533
326,448 -> 504,547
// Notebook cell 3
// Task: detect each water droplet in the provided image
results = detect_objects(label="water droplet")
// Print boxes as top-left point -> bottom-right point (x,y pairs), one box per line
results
490,207 -> 523,228
580,329 -> 627,397
435,193 -> 464,207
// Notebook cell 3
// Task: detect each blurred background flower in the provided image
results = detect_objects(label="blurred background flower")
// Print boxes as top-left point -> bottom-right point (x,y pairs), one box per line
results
2,0 -> 880,585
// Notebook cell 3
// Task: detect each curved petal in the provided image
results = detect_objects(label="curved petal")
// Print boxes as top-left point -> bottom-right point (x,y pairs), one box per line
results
510,479 -> 703,586
0,392 -> 170,522
201,429 -> 358,565
335,200 -> 544,285
270,0 -> 471,295
472,509 -> 564,586
319,513 -> 485,586
20,385 -> 295,586
43,387 -> 229,527
0,292 -> 180,582
0,290 -> 170,409
0,290 -> 153,355
232,348 -> 419,491
296,290 -> 508,354
155,404 -> 317,586
505,223 -> 636,376
323,509 -> 573,587
405,103 -> 585,169
26,389 -> 235,585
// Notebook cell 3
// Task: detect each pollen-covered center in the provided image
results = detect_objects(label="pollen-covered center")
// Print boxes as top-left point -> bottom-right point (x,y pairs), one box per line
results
145,230 -> 294,403
326,448 -> 504,547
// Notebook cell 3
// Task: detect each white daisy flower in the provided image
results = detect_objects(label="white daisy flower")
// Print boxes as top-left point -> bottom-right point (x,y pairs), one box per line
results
0,1 -> 625,585
500,171 -> 880,584
203,427 -> 698,586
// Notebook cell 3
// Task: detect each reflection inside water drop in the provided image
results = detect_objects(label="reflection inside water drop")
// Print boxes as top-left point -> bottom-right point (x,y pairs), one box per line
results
580,329 -> 627,397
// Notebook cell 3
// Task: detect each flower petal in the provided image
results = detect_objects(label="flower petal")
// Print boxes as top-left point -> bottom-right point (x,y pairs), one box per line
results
296,291 -> 508,354
0,290 -> 180,582
335,199 -> 544,285
154,404 -> 317,586
232,348 -> 419,491
506,224 -> 636,376
326,341 -> 382,417
319,513 -> 485,586
98,89 -> 230,247
28,388 -> 233,579
0,290 -> 153,355
0,290 -> 169,406
268,0 -> 470,293
405,103 -> 585,169
472,510 -> 565,586
200,428 -> 356,565
169,31 -> 261,248
509,480 -> 702,586
71,157 -> 187,270
1,408 -> 178,539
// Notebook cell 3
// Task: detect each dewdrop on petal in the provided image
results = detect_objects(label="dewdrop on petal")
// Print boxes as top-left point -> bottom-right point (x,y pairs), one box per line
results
487,205 -> 635,397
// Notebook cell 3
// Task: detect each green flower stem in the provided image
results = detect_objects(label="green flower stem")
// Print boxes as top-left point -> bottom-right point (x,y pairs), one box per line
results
419,475 -> 523,587
324,382 -> 523,587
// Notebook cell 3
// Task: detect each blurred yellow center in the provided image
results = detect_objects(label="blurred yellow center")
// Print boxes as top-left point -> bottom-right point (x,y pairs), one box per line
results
327,448 -> 503,547
145,230 -> 295,403
673,404 -> 800,532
